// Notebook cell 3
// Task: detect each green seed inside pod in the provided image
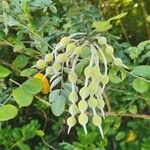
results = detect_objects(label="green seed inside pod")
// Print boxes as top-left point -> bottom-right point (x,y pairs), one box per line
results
92,115 -> 102,126
46,66 -> 53,75
78,113 -> 88,126
68,72 -> 78,83
53,63 -> 61,72
88,97 -> 97,109
36,59 -> 46,69
105,45 -> 114,56
74,46 -> 83,55
90,66 -> 101,79
88,82 -> 98,95
69,92 -> 78,103
69,104 -> 79,116
66,43 -> 76,53
102,74 -> 109,85
84,66 -> 93,78
45,53 -> 53,62
97,99 -> 105,109
60,37 -> 71,47
67,116 -> 76,134
79,86 -> 89,99
114,58 -> 122,66
78,100 -> 88,112
98,37 -> 107,45
56,53 -> 67,63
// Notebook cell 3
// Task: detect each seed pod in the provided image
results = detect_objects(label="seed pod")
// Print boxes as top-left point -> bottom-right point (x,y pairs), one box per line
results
88,97 -> 97,109
101,75 -> 109,85
105,45 -> 114,56
74,46 -> 82,55
98,37 -> 107,45
97,99 -> 105,109
56,53 -> 67,63
79,86 -> 89,99
69,104 -> 79,116
36,59 -> 46,69
97,98 -> 105,118
88,82 -> 98,95
84,66 -> 93,78
52,63 -> 61,73
78,113 -> 88,134
114,58 -> 122,66
67,116 -> 76,134
68,72 -> 78,83
90,66 -> 101,79
46,66 -> 53,75
92,115 -> 104,138
45,53 -> 53,62
60,37 -> 71,47
66,43 -> 76,53
69,92 -> 78,103
78,100 -> 88,112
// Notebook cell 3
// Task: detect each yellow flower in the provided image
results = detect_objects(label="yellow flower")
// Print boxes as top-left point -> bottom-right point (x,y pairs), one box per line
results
125,130 -> 137,143
34,73 -> 50,94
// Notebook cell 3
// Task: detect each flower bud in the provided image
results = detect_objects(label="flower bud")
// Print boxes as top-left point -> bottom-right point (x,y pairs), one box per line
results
60,37 -> 71,47
101,75 -> 109,85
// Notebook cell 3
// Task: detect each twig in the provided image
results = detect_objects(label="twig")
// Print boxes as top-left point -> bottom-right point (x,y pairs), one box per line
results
103,92 -> 111,112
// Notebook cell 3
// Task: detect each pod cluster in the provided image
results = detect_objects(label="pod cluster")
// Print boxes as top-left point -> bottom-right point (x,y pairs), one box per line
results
33,35 -> 126,138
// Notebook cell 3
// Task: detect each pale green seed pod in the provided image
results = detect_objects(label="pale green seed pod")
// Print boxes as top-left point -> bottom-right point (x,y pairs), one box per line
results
53,63 -> 61,72
88,82 -> 98,95
69,104 -> 79,116
45,53 -> 53,62
74,46 -> 82,55
46,66 -> 53,75
101,75 -> 109,85
84,66 -> 93,78
114,58 -> 122,66
78,113 -> 88,134
36,59 -> 46,69
90,66 -> 101,79
66,43 -> 76,53
56,53 -> 67,63
97,99 -> 105,110
92,115 -> 104,139
98,37 -> 107,45
105,45 -> 114,56
88,97 -> 97,109
67,116 -> 76,134
68,72 -> 78,83
60,37 -> 71,47
79,86 -> 89,99
78,100 -> 88,112
69,92 -> 78,103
